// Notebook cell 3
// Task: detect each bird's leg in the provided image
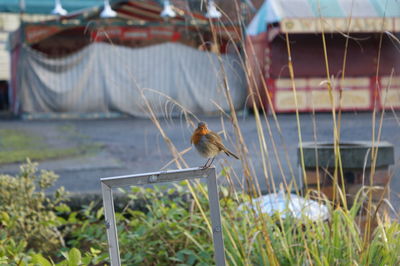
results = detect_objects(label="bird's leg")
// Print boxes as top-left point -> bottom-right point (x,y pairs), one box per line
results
208,157 -> 215,167
202,158 -> 210,169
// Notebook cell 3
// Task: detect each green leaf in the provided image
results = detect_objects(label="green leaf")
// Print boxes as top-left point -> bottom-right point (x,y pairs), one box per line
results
81,255 -> 92,265
56,216 -> 67,225
68,248 -> 81,266
56,261 -> 68,266
89,247 -> 101,255
96,207 -> 104,219
67,212 -> 78,223
32,254 -> 52,266
55,204 -> 71,213
0,256 -> 8,264
0,211 -> 10,223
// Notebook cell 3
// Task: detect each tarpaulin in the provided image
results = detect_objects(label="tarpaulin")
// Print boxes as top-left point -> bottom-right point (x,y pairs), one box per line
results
16,42 -> 246,117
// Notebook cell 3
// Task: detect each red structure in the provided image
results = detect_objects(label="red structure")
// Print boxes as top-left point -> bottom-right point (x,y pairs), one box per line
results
246,0 -> 400,113
12,1 -> 241,57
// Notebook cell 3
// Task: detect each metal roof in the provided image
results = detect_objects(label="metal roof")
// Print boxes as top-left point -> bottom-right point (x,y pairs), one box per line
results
0,0 -> 104,14
247,0 -> 400,35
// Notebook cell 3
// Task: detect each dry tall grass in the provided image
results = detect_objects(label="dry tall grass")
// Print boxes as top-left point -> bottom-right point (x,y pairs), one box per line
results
97,1 -> 400,264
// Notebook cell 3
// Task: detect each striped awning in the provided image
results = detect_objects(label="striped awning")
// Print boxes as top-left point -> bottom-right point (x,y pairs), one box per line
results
111,1 -> 241,40
247,0 -> 400,35
12,0 -> 242,46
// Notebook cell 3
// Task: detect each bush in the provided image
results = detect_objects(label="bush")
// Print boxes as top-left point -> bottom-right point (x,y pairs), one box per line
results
66,184 -> 215,265
1,161 -> 400,265
0,161 -> 107,265
0,160 -> 66,257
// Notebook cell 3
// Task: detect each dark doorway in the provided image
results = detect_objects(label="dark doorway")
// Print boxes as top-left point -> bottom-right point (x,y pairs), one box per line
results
0,81 -> 9,110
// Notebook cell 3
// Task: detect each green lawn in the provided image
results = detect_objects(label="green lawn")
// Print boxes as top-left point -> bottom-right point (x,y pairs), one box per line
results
0,129 -> 102,164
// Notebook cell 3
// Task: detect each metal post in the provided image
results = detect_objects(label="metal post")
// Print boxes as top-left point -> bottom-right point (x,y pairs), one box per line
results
207,167 -> 226,266
101,182 -> 121,266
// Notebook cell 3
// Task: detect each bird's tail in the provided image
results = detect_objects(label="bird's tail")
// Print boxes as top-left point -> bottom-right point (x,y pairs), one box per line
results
224,149 -> 239,159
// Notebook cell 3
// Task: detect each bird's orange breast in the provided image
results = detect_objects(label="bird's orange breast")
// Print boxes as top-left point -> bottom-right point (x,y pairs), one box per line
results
191,128 -> 208,144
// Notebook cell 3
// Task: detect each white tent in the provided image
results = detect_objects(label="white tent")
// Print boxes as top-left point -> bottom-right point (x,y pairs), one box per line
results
17,42 -> 246,118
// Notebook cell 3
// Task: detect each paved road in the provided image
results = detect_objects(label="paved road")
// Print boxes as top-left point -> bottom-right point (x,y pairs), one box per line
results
1,112 -> 399,207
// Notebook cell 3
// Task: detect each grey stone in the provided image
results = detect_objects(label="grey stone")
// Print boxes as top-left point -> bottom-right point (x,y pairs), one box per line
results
299,141 -> 395,169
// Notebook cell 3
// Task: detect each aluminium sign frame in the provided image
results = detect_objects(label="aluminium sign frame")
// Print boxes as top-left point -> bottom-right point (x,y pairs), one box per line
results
100,166 -> 226,266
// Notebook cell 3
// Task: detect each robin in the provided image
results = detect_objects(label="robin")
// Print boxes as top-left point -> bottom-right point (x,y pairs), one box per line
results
191,121 -> 239,168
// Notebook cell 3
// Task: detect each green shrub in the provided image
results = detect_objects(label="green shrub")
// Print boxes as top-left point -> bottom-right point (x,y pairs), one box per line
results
66,184 -> 214,265
0,160 -> 67,259
1,161 -> 400,265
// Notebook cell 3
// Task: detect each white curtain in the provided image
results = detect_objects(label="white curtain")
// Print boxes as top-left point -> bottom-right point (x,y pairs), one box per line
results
18,42 -> 246,117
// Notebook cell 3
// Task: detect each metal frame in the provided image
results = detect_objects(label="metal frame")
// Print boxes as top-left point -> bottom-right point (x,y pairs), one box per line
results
100,166 -> 226,266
